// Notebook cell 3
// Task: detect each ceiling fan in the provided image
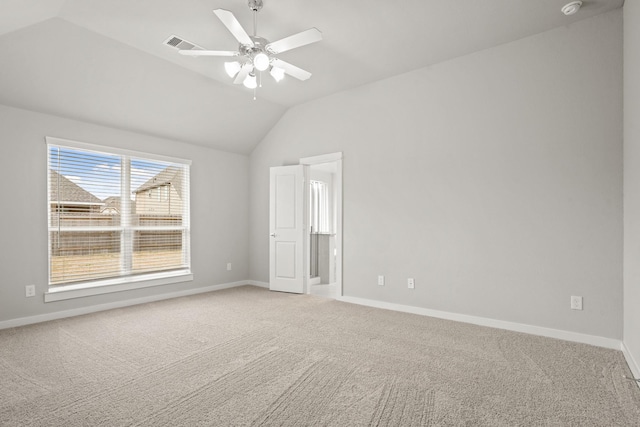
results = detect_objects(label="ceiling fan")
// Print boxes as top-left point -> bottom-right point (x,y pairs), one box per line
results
179,0 -> 322,92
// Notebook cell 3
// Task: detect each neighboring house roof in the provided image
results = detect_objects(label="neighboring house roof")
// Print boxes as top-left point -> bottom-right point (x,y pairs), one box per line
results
101,196 -> 136,214
103,196 -> 120,210
133,166 -> 183,198
49,170 -> 102,205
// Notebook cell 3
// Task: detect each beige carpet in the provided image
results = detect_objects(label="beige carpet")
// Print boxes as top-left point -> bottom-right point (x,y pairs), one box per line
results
0,285 -> 639,426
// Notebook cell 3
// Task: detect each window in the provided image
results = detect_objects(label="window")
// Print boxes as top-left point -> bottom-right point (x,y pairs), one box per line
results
309,180 -> 330,234
46,137 -> 191,296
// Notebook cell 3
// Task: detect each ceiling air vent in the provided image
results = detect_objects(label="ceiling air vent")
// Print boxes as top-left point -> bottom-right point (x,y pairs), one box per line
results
163,35 -> 203,51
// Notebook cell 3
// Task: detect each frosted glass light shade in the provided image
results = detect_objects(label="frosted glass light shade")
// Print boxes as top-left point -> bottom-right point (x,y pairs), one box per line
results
243,73 -> 257,89
270,66 -> 285,82
224,61 -> 241,78
253,52 -> 270,71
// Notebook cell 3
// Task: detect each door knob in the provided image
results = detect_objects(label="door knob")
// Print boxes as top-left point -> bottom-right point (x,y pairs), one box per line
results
270,233 -> 276,237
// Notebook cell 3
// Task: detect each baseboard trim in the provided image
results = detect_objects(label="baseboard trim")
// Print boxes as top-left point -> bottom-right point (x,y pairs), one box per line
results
622,342 -> 640,390
247,280 -> 269,288
337,295 -> 621,350
1,281 -> 626,356
0,281 -> 254,330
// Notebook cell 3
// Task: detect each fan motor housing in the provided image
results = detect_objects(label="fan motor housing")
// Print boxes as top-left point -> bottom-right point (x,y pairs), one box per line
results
240,35 -> 270,56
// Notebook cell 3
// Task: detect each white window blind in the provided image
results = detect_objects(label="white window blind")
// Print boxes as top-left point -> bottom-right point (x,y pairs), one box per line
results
47,138 -> 191,287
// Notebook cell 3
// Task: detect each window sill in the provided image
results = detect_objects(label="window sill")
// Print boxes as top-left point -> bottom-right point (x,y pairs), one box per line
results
44,270 -> 193,302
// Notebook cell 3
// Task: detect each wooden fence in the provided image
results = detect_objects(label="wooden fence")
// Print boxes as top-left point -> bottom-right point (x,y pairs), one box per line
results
50,214 -> 183,256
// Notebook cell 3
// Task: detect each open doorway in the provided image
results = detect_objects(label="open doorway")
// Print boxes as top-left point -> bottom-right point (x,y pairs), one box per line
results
300,153 -> 342,299
268,153 -> 342,297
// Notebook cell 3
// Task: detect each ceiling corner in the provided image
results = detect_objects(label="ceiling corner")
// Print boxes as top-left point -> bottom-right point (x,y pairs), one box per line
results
0,0 -> 67,37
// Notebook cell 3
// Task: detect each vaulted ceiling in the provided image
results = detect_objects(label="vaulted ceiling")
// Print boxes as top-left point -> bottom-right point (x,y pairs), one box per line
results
0,0 -> 624,154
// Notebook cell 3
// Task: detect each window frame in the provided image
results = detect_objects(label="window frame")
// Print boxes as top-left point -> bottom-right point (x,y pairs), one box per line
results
44,136 -> 193,302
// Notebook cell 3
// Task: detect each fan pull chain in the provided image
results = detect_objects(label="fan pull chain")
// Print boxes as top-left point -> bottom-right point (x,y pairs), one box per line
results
253,87 -> 256,101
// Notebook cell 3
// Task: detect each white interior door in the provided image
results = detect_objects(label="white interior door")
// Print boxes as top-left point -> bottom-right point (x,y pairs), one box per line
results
269,165 -> 306,293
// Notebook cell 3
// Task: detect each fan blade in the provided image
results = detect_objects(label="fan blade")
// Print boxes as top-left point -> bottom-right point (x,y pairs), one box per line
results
213,9 -> 254,47
266,28 -> 322,54
234,63 -> 253,84
271,59 -> 312,81
179,50 -> 239,57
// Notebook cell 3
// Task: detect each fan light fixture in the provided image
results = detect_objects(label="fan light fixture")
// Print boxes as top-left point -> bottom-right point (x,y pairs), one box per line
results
224,61 -> 242,78
270,66 -> 285,82
177,0 -> 322,99
243,73 -> 257,89
253,52 -> 270,71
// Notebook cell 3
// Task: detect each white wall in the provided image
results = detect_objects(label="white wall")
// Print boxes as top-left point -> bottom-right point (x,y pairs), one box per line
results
250,11 -> 623,339
624,0 -> 640,376
0,104 -> 249,323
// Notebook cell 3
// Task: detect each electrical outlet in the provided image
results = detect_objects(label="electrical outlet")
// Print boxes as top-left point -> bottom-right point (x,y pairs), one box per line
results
570,296 -> 583,310
408,278 -> 415,289
227,262 -> 232,271
25,285 -> 35,298
378,275 -> 385,286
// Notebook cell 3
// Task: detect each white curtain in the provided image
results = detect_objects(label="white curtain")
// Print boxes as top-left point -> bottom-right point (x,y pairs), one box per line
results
309,180 -> 329,233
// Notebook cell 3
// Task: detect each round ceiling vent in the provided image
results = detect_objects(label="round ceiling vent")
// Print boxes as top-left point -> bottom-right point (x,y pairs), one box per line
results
561,1 -> 583,16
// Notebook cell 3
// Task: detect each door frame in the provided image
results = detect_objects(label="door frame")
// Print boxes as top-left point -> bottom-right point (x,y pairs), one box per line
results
299,152 -> 343,297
